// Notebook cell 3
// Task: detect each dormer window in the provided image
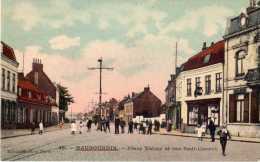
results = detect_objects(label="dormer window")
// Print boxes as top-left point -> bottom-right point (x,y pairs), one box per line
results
203,54 -> 211,64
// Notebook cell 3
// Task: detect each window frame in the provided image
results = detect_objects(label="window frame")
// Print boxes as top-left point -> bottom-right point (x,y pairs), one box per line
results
2,68 -> 5,90
236,94 -> 245,122
235,50 -> 246,77
205,75 -> 211,95
216,73 -> 222,93
187,78 -> 192,96
7,71 -> 10,91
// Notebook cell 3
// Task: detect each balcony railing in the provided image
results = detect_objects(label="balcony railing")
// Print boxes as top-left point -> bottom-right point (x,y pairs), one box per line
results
245,68 -> 260,86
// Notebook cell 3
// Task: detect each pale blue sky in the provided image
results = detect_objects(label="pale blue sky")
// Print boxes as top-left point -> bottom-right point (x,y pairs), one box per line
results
2,0 -> 248,112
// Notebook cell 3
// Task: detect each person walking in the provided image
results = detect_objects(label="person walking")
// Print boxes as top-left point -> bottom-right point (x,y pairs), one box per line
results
114,116 -> 120,134
147,120 -> 153,135
87,118 -> 92,132
39,121 -> 44,135
79,121 -> 83,134
142,121 -> 147,134
71,121 -> 76,135
120,118 -> 125,134
208,119 -> 216,142
31,122 -> 36,135
218,125 -> 231,156
196,124 -> 203,141
105,117 -> 110,133
128,119 -> 134,134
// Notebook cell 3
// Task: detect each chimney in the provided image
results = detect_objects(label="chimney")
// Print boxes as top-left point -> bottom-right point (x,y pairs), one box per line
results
247,0 -> 257,13
202,42 -> 207,50
211,42 -> 214,46
32,58 -> 43,72
144,85 -> 150,92
170,74 -> 176,81
132,92 -> 136,98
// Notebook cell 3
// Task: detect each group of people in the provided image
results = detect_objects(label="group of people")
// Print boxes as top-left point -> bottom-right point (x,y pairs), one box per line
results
71,118 -> 93,134
196,119 -> 231,156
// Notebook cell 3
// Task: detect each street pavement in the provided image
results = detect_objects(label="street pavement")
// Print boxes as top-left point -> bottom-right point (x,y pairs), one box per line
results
1,125 -> 260,161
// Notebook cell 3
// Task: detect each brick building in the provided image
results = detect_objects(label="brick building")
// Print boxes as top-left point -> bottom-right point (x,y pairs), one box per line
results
17,73 -> 52,128
124,86 -> 162,122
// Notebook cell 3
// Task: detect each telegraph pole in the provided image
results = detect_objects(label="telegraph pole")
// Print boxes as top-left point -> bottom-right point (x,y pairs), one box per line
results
88,57 -> 113,117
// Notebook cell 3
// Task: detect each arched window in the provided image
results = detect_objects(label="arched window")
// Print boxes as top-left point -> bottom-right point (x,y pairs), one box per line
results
236,50 -> 246,76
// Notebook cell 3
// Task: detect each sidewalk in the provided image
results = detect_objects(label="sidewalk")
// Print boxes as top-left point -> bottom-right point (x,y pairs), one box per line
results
1,123 -> 70,139
155,129 -> 260,143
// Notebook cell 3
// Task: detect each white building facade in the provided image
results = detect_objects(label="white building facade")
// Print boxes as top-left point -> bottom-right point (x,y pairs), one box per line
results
176,41 -> 225,133
1,41 -> 19,128
223,4 -> 260,137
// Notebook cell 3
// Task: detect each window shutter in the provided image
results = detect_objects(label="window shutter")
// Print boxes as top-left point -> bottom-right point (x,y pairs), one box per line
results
244,94 -> 249,123
251,91 -> 258,123
229,94 -> 235,123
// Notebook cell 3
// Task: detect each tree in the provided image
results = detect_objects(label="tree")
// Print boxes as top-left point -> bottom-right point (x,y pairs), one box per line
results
57,84 -> 74,121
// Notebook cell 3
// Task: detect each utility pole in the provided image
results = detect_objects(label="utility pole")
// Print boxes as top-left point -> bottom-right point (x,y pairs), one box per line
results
88,57 -> 113,118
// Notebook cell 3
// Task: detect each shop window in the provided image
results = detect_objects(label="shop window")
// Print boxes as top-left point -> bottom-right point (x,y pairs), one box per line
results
236,94 -> 244,122
188,106 -> 198,125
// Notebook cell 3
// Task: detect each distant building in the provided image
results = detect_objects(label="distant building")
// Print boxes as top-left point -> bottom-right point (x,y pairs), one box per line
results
165,74 -> 181,129
223,3 -> 260,137
1,41 -> 19,128
117,96 -> 130,119
123,86 -> 162,122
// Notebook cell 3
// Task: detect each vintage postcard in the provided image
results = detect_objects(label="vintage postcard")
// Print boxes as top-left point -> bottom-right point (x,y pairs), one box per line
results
1,0 -> 260,161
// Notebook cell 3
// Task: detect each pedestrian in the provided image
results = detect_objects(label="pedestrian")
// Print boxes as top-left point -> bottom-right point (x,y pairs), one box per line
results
196,124 -> 203,141
142,121 -> 146,134
167,120 -> 173,132
147,120 -> 153,135
120,118 -> 125,134
31,122 -> 35,135
139,122 -> 143,134
71,121 -> 76,135
39,121 -> 44,135
208,119 -> 216,142
128,119 -> 134,134
134,122 -> 138,131
87,118 -> 92,132
218,125 -> 231,156
105,117 -> 110,133
114,116 -> 120,134
79,121 -> 83,134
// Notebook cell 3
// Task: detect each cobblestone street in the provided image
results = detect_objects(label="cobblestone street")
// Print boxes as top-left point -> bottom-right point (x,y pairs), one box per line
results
1,125 -> 260,161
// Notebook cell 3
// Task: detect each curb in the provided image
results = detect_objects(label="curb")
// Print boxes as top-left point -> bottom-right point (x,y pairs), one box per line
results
1,127 -> 69,139
156,132 -> 260,143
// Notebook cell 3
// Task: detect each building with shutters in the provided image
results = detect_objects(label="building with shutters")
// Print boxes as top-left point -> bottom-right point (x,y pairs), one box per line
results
223,2 -> 260,137
176,40 -> 225,133
1,41 -> 19,129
